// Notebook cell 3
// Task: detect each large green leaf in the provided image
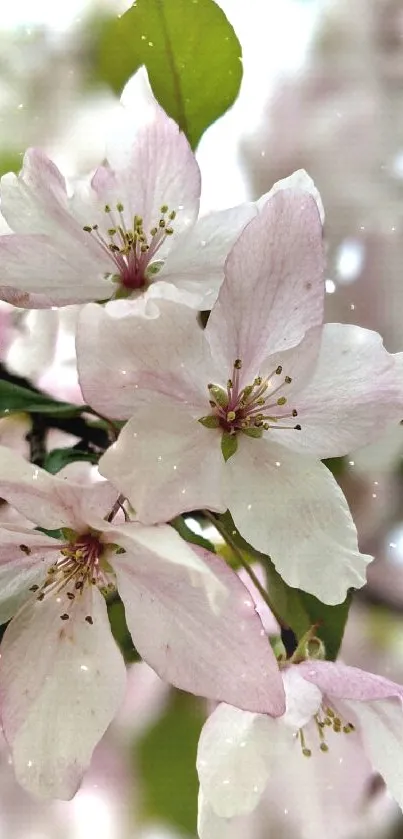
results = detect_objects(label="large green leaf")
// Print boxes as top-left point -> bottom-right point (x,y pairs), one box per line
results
0,380 -> 84,418
137,689 -> 204,832
97,0 -> 242,147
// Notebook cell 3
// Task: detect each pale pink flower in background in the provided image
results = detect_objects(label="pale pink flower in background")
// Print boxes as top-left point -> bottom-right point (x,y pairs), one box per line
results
78,189 -> 403,603
197,661 -> 403,839
0,446 -> 285,798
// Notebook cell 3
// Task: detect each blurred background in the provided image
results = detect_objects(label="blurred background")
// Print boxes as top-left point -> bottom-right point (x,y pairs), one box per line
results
1,0 -> 403,836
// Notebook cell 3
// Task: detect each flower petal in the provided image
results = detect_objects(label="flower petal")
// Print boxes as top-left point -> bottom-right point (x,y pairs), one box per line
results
0,446 -> 118,531
281,324 -> 403,457
345,698 -> 403,811
258,169 -> 325,224
197,703 -> 280,818
225,437 -> 371,604
99,398 -> 226,523
108,525 -> 285,714
77,301 -> 211,419
92,106 -> 200,237
0,232 -> 112,306
0,585 -> 126,798
299,660 -> 403,702
0,526 -> 59,623
205,189 -> 325,380
160,203 -> 257,309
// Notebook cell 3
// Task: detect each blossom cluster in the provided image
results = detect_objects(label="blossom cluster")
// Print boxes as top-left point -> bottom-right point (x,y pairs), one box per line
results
0,71 -> 403,835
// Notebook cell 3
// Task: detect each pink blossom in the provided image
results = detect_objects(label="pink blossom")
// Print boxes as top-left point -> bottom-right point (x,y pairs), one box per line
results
197,660 -> 403,838
0,446 -> 284,798
0,75 -> 262,311
78,188 -> 403,603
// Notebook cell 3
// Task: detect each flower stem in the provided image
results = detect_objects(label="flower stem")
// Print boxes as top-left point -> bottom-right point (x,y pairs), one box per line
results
202,510 -> 285,628
105,494 -> 128,523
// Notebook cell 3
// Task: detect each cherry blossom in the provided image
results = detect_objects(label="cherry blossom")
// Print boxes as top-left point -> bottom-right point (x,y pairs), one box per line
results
0,68 -> 273,312
197,660 -> 403,839
78,187 -> 403,603
0,446 -> 285,799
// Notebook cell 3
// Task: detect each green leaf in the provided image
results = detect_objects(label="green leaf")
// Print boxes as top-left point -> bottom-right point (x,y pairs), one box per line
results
137,690 -> 204,833
170,514 -> 216,554
97,0 -> 242,148
0,380 -> 85,418
43,447 -> 99,475
221,431 -> 238,462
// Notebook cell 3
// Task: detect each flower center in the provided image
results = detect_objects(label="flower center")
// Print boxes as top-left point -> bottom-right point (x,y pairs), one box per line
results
29,530 -> 115,625
298,704 -> 355,757
199,358 -> 301,459
83,203 -> 176,292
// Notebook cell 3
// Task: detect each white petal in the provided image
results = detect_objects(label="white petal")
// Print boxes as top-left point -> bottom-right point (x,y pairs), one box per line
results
0,586 -> 126,798
197,704 -> 280,818
99,399 -> 226,523
225,437 -> 371,604
198,789 -> 247,839
0,526 -> 59,623
346,698 -> 403,810
282,667 -> 322,729
160,203 -> 257,309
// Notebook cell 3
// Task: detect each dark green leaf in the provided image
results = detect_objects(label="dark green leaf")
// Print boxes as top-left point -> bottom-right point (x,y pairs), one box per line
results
43,447 -> 99,475
97,0 -> 242,147
0,380 -> 85,418
137,690 -> 204,832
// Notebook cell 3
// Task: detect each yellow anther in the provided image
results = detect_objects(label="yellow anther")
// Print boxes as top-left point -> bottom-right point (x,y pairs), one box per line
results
320,743 -> 329,752
159,219 -> 166,228
254,376 -> 262,386
166,227 -> 174,235
234,359 -> 242,369
227,411 -> 236,422
277,396 -> 287,406
302,748 -> 312,757
160,204 -> 169,213
116,202 -> 124,212
104,204 -> 111,213
169,210 -> 176,220
150,227 -> 158,236
275,366 -> 282,375
285,375 -> 292,384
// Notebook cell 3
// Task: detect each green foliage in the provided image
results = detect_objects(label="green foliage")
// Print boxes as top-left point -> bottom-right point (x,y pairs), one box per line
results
0,380 -> 84,418
43,447 -> 99,475
137,689 -> 204,833
97,0 -> 242,148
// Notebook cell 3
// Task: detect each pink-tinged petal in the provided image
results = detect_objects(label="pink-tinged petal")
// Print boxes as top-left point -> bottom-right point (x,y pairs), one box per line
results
224,437 -> 371,604
345,699 -> 403,811
0,526 -> 60,623
107,525 -> 285,714
205,189 -> 325,380
0,234 -> 112,306
299,660 -> 403,702
0,585 -> 126,798
197,703 -> 280,818
282,324 -> 403,458
0,150 -> 70,235
92,107 -> 200,237
77,301 -> 212,419
0,447 -> 118,531
258,169 -> 325,224
160,203 -> 258,309
99,399 -> 226,523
